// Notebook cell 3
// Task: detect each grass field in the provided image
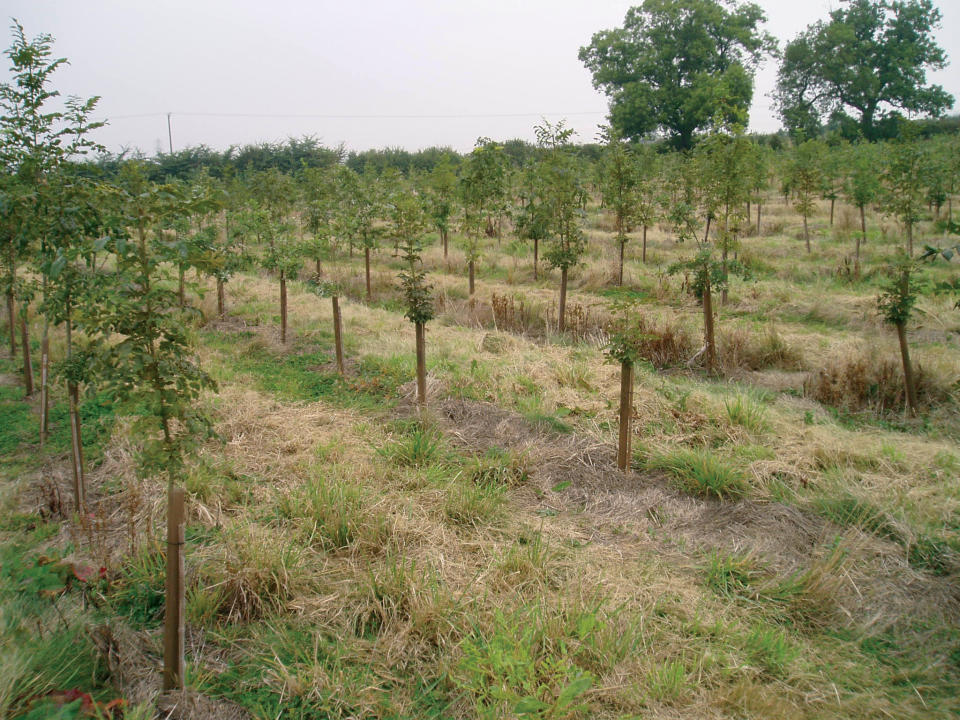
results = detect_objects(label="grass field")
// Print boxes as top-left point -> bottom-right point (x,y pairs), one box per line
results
1,193 -> 958,719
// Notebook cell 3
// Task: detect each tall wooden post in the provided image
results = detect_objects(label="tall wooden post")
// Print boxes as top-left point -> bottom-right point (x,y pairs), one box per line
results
415,322 -> 426,408
6,291 -> 15,357
703,277 -> 716,374
617,360 -> 634,472
68,383 -> 85,510
163,487 -> 186,691
280,272 -> 287,344
20,315 -> 33,396
217,278 -> 225,318
558,267 -> 568,333
332,295 -> 344,375
39,334 -> 50,446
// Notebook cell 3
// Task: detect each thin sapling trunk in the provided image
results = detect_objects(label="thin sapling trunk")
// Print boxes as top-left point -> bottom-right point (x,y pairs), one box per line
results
415,321 -> 426,408
896,321 -> 919,416
280,271 -> 288,344
332,295 -> 344,375
703,276 -> 716,373
558,266 -> 568,333
617,360 -> 633,472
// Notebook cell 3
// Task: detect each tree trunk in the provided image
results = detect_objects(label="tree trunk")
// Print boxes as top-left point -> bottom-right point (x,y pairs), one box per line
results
442,228 -> 448,259
163,486 -> 186,691
5,290 -> 14,357
906,221 -> 913,257
415,321 -> 426,409
315,256 -> 321,279
68,382 -> 85,510
533,237 -> 539,280
332,295 -> 344,375
468,259 -> 475,296
642,226 -> 648,264
40,330 -> 49,446
757,202 -> 761,236
280,272 -> 287,344
364,247 -> 371,301
617,360 -> 634,472
703,277 -> 716,374
20,313 -> 33,396
896,321 -> 918,416
178,265 -> 185,308
617,235 -> 625,286
217,278 -> 225,318
558,266 -> 568,333
703,214 -> 712,244
803,214 -> 810,253
830,198 -> 835,226
854,233 -> 862,279
721,245 -> 729,306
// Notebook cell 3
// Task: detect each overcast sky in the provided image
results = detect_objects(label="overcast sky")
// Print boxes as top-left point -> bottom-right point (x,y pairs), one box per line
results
4,0 -> 958,155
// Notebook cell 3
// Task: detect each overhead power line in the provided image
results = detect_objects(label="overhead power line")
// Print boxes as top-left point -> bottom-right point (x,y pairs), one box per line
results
108,110 -> 606,121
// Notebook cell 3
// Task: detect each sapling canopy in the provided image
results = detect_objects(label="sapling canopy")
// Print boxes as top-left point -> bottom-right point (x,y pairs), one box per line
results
535,120 -> 587,333
395,195 -> 434,409
877,251 -> 922,415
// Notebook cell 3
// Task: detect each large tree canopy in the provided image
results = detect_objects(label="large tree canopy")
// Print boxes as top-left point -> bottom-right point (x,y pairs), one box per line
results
579,0 -> 775,150
775,0 -> 953,141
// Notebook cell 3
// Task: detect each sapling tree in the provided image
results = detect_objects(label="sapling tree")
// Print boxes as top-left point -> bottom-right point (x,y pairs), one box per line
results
42,158 -> 108,509
427,153 -> 458,260
787,139 -> 824,253
261,221 -> 303,345
301,165 -> 337,277
460,138 -> 507,296
396,201 -> 434,409
0,21 -> 103,442
669,248 -> 748,374
842,142 -> 880,277
599,127 -> 638,285
696,125 -> 754,305
605,301 -> 650,472
747,141 -> 770,235
353,169 -> 383,301
514,161 -> 550,280
633,146 -> 659,263
536,121 -> 587,333
819,141 -> 844,226
876,251 -> 921,415
661,153 -> 700,244
881,136 -> 926,256
105,161 -> 215,690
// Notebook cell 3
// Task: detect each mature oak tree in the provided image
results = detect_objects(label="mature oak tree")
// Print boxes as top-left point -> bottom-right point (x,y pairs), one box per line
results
775,0 -> 953,140
579,0 -> 775,150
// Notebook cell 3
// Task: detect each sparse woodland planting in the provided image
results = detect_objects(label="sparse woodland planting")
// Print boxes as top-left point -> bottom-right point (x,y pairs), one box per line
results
3,8 -> 960,720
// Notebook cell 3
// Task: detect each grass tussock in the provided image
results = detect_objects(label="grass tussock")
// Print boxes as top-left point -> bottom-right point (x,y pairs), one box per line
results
274,471 -> 392,554
718,325 -> 804,372
804,347 -> 953,415
647,448 -> 750,500
203,523 -> 310,622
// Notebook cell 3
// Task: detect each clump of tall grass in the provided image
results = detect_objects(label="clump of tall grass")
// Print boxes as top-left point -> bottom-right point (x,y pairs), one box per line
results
647,448 -> 749,500
804,349 -> 952,414
718,325 -> 804,372
204,523 -> 310,622
274,472 -> 391,554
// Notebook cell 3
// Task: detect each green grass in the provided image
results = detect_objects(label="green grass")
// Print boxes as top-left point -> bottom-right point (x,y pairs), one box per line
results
647,448 -> 750,500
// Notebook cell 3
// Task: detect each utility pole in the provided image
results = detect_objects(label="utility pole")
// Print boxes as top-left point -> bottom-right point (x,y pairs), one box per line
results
167,112 -> 173,154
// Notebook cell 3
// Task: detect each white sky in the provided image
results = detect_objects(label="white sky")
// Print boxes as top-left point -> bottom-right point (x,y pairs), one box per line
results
4,0 -> 959,155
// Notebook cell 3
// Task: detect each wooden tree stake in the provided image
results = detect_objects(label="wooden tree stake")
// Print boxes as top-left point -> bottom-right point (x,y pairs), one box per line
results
68,383 -> 85,510
332,295 -> 344,375
163,486 -> 186,691
415,322 -> 426,408
617,360 -> 634,472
